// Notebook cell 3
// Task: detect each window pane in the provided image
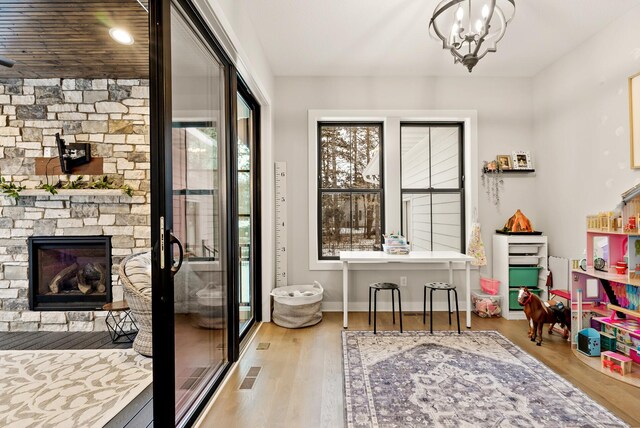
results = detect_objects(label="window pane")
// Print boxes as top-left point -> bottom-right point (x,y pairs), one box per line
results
321,193 -> 351,257
320,126 -> 351,189
238,171 -> 250,216
403,194 -> 431,251
351,126 -> 381,189
351,193 -> 382,251
403,192 -> 461,252
431,127 -> 459,189
401,126 -> 430,189
320,124 -> 381,189
432,193 -> 461,251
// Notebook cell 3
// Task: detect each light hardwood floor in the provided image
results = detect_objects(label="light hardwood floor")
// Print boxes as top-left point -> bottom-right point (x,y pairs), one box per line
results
200,312 -> 640,428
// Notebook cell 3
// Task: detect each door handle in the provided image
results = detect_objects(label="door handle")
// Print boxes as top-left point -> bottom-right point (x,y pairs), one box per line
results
170,233 -> 184,277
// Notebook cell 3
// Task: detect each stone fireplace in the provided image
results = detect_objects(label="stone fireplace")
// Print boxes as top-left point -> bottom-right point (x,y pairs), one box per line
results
0,77 -> 151,332
28,236 -> 112,311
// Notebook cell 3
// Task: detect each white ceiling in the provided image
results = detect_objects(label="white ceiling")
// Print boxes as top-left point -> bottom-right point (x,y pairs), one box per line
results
245,0 -> 640,77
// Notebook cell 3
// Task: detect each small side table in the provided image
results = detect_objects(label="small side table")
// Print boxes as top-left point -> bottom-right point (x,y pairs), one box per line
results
103,300 -> 138,344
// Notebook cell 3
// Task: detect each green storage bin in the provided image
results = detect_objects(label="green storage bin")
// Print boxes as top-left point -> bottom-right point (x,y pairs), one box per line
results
600,332 -> 617,351
508,288 -> 542,310
508,266 -> 542,288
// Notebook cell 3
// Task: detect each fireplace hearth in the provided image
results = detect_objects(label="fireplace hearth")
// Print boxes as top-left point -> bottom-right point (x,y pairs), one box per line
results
28,236 -> 112,311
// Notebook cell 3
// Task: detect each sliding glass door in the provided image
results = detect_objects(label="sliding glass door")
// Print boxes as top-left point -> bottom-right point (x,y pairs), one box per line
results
236,84 -> 259,337
150,0 -> 262,425
171,4 -> 229,424
151,1 -> 232,425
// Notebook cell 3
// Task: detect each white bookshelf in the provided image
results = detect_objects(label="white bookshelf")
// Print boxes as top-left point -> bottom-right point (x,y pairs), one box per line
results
492,234 -> 548,320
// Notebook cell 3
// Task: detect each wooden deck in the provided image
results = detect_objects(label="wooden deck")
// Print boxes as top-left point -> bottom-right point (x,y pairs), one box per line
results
0,331 -> 133,350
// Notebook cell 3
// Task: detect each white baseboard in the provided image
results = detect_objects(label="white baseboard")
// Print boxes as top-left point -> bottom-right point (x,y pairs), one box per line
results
321,301 -> 469,312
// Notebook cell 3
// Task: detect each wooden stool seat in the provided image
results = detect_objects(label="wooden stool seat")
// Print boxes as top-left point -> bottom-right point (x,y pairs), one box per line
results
103,300 -> 138,344
102,300 -> 130,312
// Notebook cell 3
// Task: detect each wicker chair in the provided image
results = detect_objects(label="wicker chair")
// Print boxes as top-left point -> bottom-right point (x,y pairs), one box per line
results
119,252 -> 152,357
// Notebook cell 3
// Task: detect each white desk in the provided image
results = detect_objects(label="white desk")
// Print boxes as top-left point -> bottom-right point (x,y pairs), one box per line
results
339,251 -> 474,329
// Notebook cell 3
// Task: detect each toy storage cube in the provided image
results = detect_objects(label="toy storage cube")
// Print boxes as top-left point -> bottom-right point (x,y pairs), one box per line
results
599,332 -> 617,352
508,266 -> 542,288
471,290 -> 502,318
508,287 -> 542,310
578,328 -> 601,357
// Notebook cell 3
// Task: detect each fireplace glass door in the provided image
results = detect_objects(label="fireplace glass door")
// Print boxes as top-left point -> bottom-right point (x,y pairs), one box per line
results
28,236 -> 112,311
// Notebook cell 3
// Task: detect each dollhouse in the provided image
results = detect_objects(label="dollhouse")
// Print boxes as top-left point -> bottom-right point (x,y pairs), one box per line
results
572,183 -> 640,386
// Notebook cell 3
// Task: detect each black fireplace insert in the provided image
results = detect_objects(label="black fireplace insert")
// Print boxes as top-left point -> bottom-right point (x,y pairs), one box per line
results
28,236 -> 112,311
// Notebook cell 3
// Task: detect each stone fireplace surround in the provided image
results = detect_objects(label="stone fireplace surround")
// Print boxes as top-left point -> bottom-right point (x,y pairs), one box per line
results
0,78 -> 150,332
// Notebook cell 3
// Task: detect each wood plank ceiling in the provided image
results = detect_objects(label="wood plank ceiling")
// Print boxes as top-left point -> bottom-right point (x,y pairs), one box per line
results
0,0 -> 149,79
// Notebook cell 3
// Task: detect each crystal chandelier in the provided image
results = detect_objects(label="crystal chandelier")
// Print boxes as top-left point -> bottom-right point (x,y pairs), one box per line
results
429,0 -> 515,72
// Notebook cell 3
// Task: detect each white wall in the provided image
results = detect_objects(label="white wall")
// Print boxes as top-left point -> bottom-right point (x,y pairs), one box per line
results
533,5 -> 640,260
275,76 -> 537,309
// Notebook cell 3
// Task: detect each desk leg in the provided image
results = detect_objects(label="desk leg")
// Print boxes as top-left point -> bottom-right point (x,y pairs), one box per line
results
466,261 -> 471,328
343,261 -> 349,329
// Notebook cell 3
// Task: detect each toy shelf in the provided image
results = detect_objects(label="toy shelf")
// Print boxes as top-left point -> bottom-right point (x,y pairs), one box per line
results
593,317 -> 640,337
572,268 -> 640,287
607,304 -> 640,319
586,229 -> 628,235
493,234 -> 548,321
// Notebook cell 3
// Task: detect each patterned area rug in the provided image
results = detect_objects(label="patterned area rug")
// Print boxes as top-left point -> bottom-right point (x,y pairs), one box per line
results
343,331 -> 627,428
0,348 -> 152,428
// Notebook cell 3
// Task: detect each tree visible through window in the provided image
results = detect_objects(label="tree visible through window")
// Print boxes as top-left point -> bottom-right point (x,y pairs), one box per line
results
318,123 -> 383,259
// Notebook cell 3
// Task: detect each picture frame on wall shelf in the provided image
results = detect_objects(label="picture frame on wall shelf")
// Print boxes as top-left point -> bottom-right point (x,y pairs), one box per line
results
512,151 -> 532,170
629,71 -> 640,169
496,154 -> 512,170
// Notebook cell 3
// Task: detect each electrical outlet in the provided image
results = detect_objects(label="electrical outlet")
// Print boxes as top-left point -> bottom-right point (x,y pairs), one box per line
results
400,276 -> 407,287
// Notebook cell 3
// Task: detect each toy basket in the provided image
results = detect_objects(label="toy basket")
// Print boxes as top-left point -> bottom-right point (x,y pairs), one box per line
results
480,277 -> 500,295
271,282 -> 323,328
471,290 -> 501,317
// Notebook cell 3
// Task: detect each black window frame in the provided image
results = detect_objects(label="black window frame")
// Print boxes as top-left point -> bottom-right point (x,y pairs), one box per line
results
317,121 -> 385,260
400,122 -> 465,253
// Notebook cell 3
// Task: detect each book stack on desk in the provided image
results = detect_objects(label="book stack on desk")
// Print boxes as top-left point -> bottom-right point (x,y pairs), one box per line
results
383,234 -> 410,255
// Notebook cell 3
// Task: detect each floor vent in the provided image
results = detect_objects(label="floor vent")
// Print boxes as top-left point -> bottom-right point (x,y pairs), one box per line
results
256,342 -> 270,350
247,366 -> 261,377
239,377 -> 256,390
239,366 -> 262,390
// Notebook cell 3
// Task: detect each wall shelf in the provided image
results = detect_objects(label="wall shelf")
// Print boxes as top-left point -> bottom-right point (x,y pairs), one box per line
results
482,168 -> 536,174
20,189 -> 127,197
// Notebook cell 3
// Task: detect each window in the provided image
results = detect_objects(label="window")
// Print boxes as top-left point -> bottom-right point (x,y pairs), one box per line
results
318,122 -> 384,259
401,123 -> 465,252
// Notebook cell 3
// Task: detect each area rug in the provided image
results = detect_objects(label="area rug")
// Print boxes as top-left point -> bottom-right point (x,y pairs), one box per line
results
0,348 -> 152,428
343,330 -> 627,428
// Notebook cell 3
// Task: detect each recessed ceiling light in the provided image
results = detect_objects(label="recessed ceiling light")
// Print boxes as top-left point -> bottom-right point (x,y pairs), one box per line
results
109,28 -> 134,45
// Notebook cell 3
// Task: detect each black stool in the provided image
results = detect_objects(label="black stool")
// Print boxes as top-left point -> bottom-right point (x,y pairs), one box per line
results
423,282 -> 460,334
368,282 -> 403,334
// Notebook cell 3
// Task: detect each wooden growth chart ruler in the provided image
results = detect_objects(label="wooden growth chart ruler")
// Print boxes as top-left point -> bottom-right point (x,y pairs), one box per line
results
275,162 -> 287,287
